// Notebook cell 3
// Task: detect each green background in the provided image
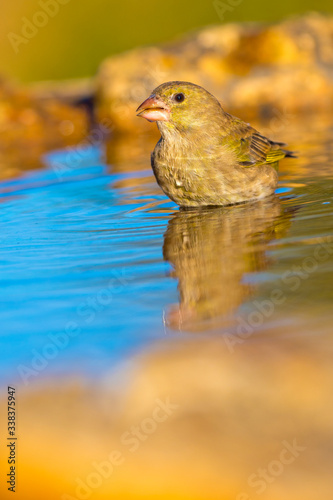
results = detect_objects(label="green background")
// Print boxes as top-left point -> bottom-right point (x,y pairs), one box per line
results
1,0 -> 332,82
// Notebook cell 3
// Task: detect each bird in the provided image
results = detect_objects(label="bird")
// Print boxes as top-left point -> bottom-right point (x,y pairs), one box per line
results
136,81 -> 295,207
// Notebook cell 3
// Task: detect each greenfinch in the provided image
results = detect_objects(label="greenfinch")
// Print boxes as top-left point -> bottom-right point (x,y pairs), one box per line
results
136,81 -> 294,207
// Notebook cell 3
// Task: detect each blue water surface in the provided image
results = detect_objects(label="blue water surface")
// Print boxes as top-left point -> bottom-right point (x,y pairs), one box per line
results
0,146 -> 177,383
1,137 -> 333,386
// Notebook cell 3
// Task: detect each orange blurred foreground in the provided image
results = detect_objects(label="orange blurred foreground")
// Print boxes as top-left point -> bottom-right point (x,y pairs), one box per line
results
1,325 -> 332,500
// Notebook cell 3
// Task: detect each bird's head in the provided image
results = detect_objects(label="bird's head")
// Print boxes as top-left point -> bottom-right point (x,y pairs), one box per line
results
136,81 -> 223,135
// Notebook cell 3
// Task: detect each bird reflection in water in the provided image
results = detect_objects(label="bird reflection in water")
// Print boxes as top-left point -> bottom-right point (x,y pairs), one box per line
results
163,196 -> 292,332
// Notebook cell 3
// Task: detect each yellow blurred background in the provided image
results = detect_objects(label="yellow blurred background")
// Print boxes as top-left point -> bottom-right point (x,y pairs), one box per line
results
1,0 -> 333,82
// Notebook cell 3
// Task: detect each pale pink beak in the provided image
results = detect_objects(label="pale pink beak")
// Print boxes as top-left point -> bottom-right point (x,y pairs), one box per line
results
136,95 -> 170,122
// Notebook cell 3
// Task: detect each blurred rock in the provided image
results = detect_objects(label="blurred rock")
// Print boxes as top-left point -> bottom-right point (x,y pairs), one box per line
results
0,77 -> 90,180
2,329 -> 333,499
95,13 -> 333,134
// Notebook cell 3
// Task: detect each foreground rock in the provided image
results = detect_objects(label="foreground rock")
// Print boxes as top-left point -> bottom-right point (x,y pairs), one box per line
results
96,13 -> 333,134
2,329 -> 332,499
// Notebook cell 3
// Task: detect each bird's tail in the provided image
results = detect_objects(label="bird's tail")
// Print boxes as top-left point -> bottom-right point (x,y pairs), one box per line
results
283,149 -> 297,158
272,141 -> 297,159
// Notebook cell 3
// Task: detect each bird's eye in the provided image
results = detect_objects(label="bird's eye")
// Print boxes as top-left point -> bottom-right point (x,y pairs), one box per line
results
174,93 -> 185,103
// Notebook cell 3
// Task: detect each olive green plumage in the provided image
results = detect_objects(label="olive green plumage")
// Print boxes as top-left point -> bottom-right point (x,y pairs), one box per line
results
137,81 -> 294,207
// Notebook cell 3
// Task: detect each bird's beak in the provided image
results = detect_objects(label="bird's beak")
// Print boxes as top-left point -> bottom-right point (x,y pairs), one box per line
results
136,95 -> 170,122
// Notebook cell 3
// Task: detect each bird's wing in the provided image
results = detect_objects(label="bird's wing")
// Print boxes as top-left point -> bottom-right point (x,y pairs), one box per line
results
225,117 -> 292,168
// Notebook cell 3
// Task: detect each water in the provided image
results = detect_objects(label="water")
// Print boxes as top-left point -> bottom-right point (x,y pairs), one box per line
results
1,117 -> 333,385
1,116 -> 333,500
